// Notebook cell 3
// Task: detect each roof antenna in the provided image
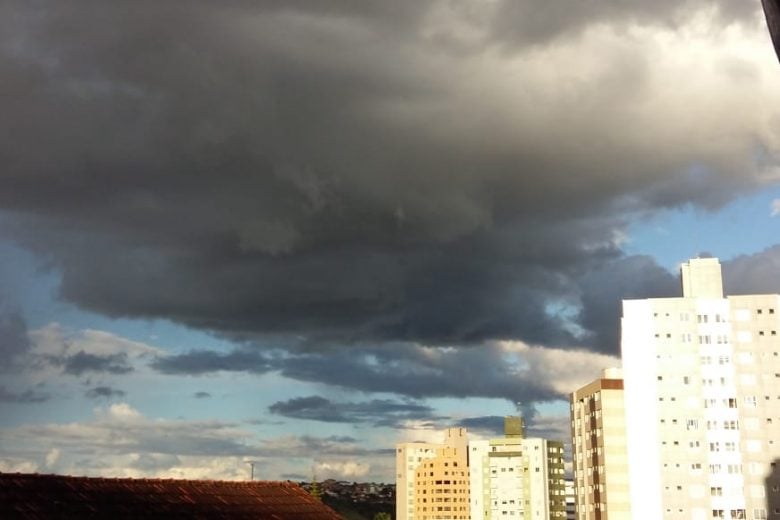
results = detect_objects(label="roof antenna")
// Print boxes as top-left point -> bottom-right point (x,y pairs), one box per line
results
245,461 -> 257,481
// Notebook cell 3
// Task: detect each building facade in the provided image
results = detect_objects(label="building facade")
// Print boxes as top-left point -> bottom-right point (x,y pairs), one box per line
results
470,417 -> 566,520
621,257 -> 780,519
415,442 -> 470,520
570,368 -> 631,519
396,428 -> 469,520
397,441 -> 439,520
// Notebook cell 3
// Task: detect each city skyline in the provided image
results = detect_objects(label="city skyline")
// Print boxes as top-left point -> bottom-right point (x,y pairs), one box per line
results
3,1 -> 780,483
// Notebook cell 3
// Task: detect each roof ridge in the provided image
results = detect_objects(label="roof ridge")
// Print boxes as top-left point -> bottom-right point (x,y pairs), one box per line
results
0,472 -> 290,484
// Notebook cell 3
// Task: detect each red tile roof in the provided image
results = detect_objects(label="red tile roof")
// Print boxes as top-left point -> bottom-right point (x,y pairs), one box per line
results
0,473 -> 343,519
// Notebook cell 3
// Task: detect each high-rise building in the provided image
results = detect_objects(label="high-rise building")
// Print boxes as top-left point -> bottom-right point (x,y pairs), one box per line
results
620,257 -> 780,519
469,417 -> 566,520
570,368 -> 631,519
396,428 -> 469,520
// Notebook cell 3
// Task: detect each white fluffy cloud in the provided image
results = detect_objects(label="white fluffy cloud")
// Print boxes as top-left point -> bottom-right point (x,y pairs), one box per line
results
498,341 -> 619,396
314,460 -> 371,480
0,401 -> 389,480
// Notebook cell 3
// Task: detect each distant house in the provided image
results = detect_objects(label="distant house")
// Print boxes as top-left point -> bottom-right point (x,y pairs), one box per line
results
0,472 -> 343,519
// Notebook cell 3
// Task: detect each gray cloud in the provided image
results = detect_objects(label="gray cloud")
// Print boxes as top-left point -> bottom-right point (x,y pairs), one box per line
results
61,351 -> 133,376
723,245 -> 780,295
450,412 -> 568,443
488,0 -> 759,48
0,385 -> 49,404
276,344 -> 562,402
0,0 -> 777,362
153,342 -> 575,403
269,396 -> 438,427
0,300 -> 30,369
576,255 -> 679,354
257,435 -> 384,459
84,386 -> 126,399
150,349 -> 275,375
455,416 -> 506,436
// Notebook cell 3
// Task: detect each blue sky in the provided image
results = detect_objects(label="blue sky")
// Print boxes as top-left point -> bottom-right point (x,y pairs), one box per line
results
627,185 -> 780,269
2,0 -> 780,483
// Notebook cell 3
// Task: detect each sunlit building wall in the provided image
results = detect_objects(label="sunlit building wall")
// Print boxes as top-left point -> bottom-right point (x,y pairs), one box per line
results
469,417 -> 566,519
621,257 -> 780,520
570,368 -> 631,519
397,441 -> 438,520
396,428 -> 469,520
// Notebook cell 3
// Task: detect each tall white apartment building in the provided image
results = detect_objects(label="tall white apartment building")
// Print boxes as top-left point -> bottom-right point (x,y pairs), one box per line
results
469,417 -> 566,520
621,257 -> 780,520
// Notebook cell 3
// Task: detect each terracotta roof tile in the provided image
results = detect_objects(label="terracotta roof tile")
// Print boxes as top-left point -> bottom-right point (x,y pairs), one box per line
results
0,473 -> 342,519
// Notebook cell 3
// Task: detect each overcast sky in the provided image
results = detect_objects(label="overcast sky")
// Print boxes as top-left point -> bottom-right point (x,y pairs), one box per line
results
2,0 -> 780,482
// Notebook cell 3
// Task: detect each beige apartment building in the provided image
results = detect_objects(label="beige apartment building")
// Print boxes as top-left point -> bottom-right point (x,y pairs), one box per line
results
620,257 -> 780,519
570,368 -> 630,519
397,422 -> 566,520
396,428 -> 469,520
415,444 -> 470,520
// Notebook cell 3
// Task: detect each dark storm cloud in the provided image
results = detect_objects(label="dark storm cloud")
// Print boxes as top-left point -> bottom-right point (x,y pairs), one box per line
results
576,255 -> 679,354
269,396 -> 438,427
150,349 -> 275,375
84,386 -> 126,399
61,351 -> 133,376
0,385 -> 49,403
154,342 -> 567,402
0,0 -> 777,358
277,344 -> 560,401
